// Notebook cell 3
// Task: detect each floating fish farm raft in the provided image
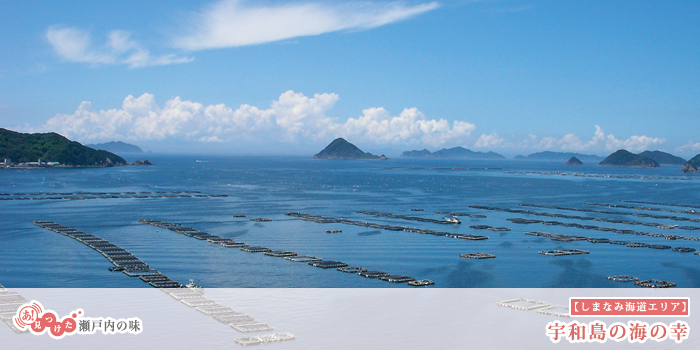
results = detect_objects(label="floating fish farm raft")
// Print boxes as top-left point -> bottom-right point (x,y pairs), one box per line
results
263,251 -> 297,257
359,271 -> 390,278
635,279 -> 677,288
469,225 -> 511,231
234,332 -> 296,346
379,275 -> 415,283
522,231 -> 699,256
139,219 -> 427,286
607,275 -> 639,282
473,204 -> 700,241
407,279 -> 435,287
0,190 -> 227,202
285,212 -> 489,241
250,218 -> 273,222
436,211 -> 486,218
0,284 -> 29,334
241,246 -> 272,253
32,220 -> 182,288
357,210 -> 465,225
460,252 -> 496,259
156,287 -> 283,335
338,266 -> 366,273
538,249 -> 590,256
308,260 -> 348,268
285,256 -> 322,262
498,298 -> 551,311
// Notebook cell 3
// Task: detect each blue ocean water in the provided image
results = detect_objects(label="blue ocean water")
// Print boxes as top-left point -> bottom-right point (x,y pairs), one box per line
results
1,155 -> 699,288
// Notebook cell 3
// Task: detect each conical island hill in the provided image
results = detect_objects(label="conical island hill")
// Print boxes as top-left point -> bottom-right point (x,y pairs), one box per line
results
313,138 -> 387,160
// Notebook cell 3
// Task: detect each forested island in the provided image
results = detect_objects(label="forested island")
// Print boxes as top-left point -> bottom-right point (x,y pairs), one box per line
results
87,141 -> 143,154
1,128 -> 126,167
313,138 -> 387,160
401,147 -> 505,159
514,151 -> 604,163
599,150 -> 659,168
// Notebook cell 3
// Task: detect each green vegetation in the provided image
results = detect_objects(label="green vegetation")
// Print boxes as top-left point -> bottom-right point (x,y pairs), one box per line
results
313,138 -> 386,160
638,150 -> 686,165
0,128 -> 127,166
515,151 -> 603,163
401,146 -> 505,159
599,149 -> 659,168
564,156 -> 583,165
681,154 -> 700,173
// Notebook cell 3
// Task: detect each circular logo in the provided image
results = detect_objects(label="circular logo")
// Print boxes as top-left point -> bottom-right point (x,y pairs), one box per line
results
14,302 -> 43,329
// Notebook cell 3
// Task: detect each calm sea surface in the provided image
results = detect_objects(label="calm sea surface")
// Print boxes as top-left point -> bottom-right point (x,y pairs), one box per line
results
1,155 -> 699,288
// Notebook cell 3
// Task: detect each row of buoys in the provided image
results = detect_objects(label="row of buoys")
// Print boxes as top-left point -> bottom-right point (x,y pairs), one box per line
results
2,190 -> 202,196
522,203 -> 700,227
586,202 -> 700,216
2,193 -> 227,201
608,275 -> 639,282
162,287 -> 277,334
505,171 -> 697,181
508,217 -> 700,242
523,232 -> 694,254
636,279 -> 676,288
436,211 -> 486,218
285,212 -> 489,241
357,210 -> 460,225
139,219 -> 427,286
621,200 -> 700,210
234,332 -> 296,346
32,220 -> 181,288
469,225 -> 511,231
476,204 -> 700,230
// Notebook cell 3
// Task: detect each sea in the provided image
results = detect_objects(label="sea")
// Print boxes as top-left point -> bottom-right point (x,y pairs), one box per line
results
2,155 -> 700,289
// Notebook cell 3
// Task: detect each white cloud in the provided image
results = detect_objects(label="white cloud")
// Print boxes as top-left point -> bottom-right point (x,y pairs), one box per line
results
474,133 -> 506,148
340,107 -> 475,146
525,125 -> 666,152
36,91 -> 473,148
677,141 -> 700,152
47,27 -> 192,68
173,0 -> 440,50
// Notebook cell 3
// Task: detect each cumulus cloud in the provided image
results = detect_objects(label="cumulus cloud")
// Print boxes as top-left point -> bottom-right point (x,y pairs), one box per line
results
173,0 -> 440,50
47,27 -> 192,68
37,91 -> 473,148
340,107 -> 474,146
474,133 -> 506,148
524,125 -> 666,152
677,141 -> 700,153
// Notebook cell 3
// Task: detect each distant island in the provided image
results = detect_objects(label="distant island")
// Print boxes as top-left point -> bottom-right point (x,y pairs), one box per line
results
87,141 -> 143,154
637,150 -> 686,165
564,156 -> 583,165
313,138 -> 387,160
599,149 -> 659,168
401,147 -> 505,159
1,128 -> 126,167
681,154 -> 700,173
514,151 -> 604,163
133,159 -> 153,166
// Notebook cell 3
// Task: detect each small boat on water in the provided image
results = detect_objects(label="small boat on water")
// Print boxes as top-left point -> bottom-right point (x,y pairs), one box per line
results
445,216 -> 461,224
186,279 -> 203,291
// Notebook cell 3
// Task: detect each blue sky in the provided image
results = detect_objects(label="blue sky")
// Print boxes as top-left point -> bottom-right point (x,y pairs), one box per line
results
1,0 -> 698,157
